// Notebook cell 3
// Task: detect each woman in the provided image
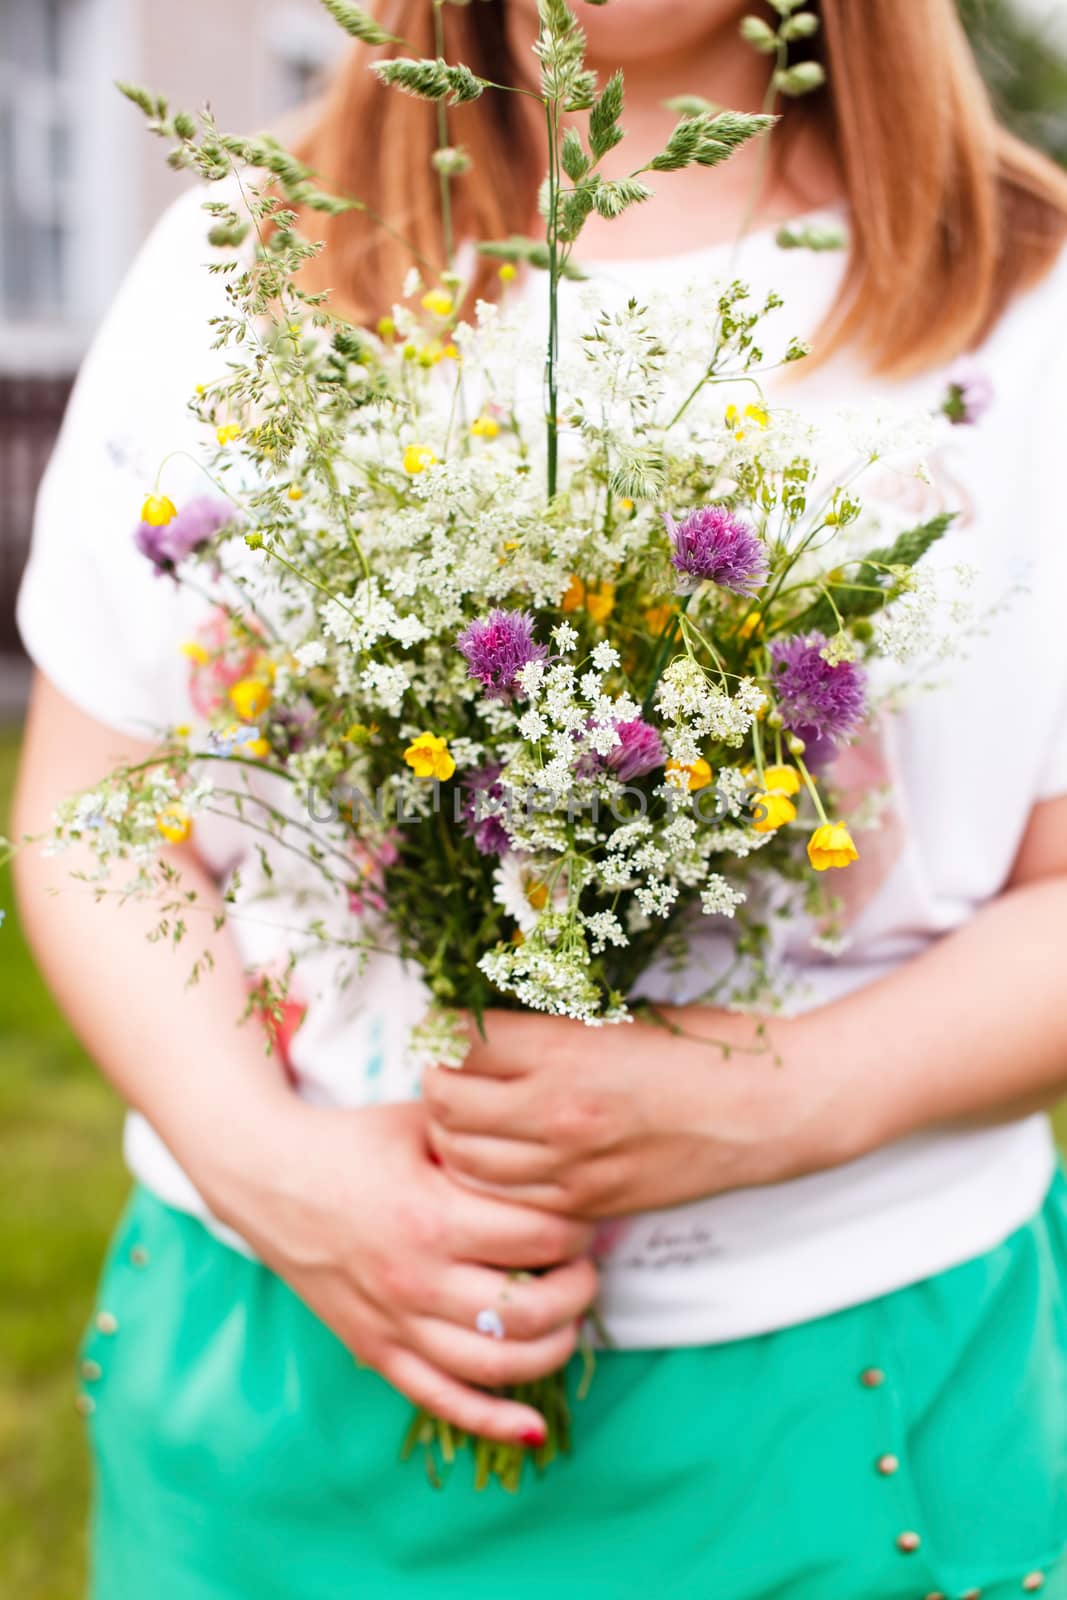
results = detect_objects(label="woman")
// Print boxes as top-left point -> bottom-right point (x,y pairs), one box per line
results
13,1 -> 1067,1596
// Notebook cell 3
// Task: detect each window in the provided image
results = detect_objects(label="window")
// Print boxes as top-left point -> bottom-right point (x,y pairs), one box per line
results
0,0 -> 79,321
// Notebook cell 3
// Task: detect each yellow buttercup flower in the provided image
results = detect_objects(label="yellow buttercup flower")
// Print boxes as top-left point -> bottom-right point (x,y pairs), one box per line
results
498,263 -> 517,283
807,821 -> 859,872
738,609 -> 763,640
561,574 -> 586,613
156,805 -> 192,845
761,764 -> 801,797
725,401 -> 770,442
585,581 -> 616,624
216,423 -> 242,446
420,289 -> 454,319
404,732 -> 456,782
752,791 -> 797,833
667,757 -> 713,793
470,414 -> 500,440
242,736 -> 271,759
141,494 -> 177,527
644,603 -> 674,635
229,676 -> 272,722
403,443 -> 437,475
180,640 -> 211,666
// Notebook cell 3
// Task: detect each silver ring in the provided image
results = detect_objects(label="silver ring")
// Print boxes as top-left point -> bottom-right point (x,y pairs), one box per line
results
475,1307 -> 505,1340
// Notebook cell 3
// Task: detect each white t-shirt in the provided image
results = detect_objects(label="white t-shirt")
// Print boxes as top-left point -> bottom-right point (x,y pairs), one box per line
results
18,187 -> 1067,1347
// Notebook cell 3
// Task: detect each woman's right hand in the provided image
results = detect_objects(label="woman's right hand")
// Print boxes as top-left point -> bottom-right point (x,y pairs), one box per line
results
204,1098 -> 599,1446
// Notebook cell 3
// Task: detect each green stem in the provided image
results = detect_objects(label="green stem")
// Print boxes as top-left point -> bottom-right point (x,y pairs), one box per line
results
432,1 -> 455,271
544,92 -> 561,500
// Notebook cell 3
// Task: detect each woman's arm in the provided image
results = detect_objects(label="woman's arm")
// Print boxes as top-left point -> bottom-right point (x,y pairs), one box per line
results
423,794 -> 1067,1217
13,674 -> 597,1445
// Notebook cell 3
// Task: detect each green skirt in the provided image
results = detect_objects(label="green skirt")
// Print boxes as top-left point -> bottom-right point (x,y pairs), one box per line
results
80,1176 -> 1067,1600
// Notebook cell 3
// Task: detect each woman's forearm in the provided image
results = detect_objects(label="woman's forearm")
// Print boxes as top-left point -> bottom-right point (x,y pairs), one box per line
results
679,871 -> 1067,1178
12,680 -> 294,1220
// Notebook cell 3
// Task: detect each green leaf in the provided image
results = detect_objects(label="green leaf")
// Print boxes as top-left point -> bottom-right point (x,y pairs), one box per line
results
775,220 -> 848,252
477,236 -> 587,279
592,177 -> 652,219
319,0 -> 401,46
779,11 -> 820,40
774,61 -> 826,96
373,57 -> 487,104
663,94 -> 720,117
561,127 -> 591,181
589,69 -> 624,160
739,16 -> 779,53
790,514 -> 955,633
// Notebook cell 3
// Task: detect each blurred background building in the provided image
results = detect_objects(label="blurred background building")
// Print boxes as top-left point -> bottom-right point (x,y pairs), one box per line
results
0,0 -> 338,699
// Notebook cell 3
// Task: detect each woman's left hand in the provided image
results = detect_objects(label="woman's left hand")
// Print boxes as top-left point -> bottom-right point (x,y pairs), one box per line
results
423,1007 -> 858,1218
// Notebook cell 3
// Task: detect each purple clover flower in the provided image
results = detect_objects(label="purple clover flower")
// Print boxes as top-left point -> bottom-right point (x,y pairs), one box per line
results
460,764 -> 511,856
134,497 -> 233,576
665,505 -> 769,596
603,717 -> 666,782
769,631 -> 866,748
456,609 -> 547,700
942,361 -> 994,426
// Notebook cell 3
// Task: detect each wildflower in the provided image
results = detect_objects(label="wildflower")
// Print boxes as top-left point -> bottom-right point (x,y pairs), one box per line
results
561,575 -> 585,613
498,263 -> 517,283
666,756 -> 713,792
376,316 -> 396,340
769,631 -> 866,745
585,582 -> 615,623
460,764 -> 511,856
726,401 -> 770,439
457,609 -> 547,700
403,443 -> 437,475
242,735 -> 271,759
216,423 -> 242,446
604,717 -> 666,782
404,733 -> 456,782
141,494 -> 177,526
644,603 -> 674,635
229,676 -> 272,722
135,496 -> 231,576
561,574 -> 615,622
942,361 -> 994,426
665,506 -> 769,596
807,821 -> 859,871
287,485 -> 304,501
470,414 -> 500,439
761,763 -> 800,796
738,609 -> 763,640
156,805 -> 192,844
752,791 -> 797,832
421,289 -> 454,318
180,640 -> 211,666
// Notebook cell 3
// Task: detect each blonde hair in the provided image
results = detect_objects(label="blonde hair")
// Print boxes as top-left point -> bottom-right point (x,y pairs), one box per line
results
294,0 -> 1067,374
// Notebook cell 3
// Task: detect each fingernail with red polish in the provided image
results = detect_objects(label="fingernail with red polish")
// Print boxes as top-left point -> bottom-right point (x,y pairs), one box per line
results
519,1427 -> 547,1447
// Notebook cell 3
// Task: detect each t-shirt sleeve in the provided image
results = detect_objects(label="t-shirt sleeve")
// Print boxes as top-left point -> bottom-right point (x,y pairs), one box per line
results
17,186 -> 234,739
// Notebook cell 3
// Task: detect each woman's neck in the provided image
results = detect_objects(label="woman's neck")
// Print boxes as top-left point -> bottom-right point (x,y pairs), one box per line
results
505,9 -> 842,262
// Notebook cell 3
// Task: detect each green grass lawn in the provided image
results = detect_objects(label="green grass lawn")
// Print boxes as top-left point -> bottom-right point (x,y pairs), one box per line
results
1,718 -> 1065,1597
0,725 -> 128,1600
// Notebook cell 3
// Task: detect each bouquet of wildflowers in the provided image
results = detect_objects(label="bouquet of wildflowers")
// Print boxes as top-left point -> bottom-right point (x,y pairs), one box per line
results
32,0 -> 970,1489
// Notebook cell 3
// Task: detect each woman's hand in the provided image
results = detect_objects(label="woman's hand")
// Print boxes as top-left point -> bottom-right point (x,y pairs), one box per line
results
423,1008 -> 859,1218
205,1098 -> 598,1447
